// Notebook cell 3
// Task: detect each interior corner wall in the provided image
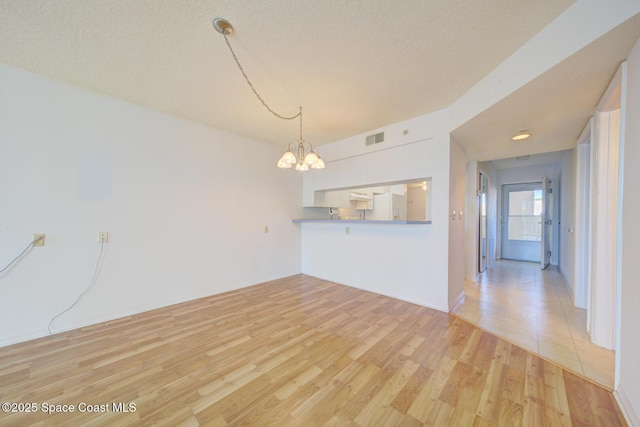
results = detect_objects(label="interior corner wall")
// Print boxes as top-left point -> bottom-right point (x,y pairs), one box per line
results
300,110 -> 452,312
0,64 -> 302,347
617,35 -> 640,427
448,137 -> 467,309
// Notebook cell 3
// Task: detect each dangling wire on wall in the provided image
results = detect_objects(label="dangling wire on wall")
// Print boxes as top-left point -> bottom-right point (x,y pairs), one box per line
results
48,241 -> 107,335
0,236 -> 43,276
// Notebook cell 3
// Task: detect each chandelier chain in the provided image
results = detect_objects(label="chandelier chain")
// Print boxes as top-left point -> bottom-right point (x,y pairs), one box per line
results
223,34 -> 301,121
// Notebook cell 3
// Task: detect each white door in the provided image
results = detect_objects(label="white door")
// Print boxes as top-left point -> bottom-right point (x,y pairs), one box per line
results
501,183 -> 543,262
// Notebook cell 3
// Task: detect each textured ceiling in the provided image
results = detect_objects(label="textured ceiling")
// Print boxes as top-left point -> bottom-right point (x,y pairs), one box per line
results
0,0 -> 575,151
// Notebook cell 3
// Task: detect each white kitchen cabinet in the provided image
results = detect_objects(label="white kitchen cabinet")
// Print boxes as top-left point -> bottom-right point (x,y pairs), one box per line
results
323,190 -> 350,208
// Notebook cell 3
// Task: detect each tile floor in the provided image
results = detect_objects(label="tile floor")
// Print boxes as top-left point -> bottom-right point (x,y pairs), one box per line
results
452,259 -> 615,389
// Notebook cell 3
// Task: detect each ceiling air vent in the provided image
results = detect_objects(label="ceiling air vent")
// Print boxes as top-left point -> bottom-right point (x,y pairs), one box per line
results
365,131 -> 385,146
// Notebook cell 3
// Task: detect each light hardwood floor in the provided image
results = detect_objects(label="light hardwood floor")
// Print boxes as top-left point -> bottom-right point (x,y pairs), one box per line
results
452,260 -> 615,389
0,275 -> 626,426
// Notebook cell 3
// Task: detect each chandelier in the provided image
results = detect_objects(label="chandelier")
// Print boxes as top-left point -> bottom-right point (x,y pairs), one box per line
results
213,18 -> 325,171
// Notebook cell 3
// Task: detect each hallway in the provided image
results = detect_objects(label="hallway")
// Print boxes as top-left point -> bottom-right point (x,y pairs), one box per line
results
452,260 -> 614,389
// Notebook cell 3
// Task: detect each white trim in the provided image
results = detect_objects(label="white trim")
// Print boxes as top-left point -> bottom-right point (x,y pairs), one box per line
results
478,172 -> 490,275
615,387 -> 639,427
589,65 -> 623,350
574,119 -> 592,309
598,66 -> 623,111
615,61 -> 627,389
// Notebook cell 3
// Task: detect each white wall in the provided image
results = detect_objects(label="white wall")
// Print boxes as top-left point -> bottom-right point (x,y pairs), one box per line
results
0,64 -> 302,347
559,149 -> 577,299
617,35 -> 640,427
448,137 -> 466,308
302,110 -> 449,201
495,162 -> 561,264
301,110 -> 452,311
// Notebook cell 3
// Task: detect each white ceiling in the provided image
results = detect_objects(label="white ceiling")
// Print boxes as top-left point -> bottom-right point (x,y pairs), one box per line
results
489,151 -> 567,171
452,12 -> 640,161
1,1 -> 637,162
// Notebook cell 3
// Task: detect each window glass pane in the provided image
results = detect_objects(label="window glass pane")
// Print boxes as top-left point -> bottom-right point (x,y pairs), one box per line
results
508,190 -> 542,241
508,216 -> 541,241
508,190 -> 542,215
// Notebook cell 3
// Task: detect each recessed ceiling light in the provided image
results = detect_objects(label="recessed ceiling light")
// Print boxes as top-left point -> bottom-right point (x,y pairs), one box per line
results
512,131 -> 532,141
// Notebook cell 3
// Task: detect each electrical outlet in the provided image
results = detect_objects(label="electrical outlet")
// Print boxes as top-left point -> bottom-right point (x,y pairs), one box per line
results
33,233 -> 45,246
98,232 -> 109,243
345,227 -> 350,235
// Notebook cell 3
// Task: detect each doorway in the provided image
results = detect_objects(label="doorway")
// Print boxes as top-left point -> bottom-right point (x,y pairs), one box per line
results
501,183 -> 543,262
478,173 -> 488,273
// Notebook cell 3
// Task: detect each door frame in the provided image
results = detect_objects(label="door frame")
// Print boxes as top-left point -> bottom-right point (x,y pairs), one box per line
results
590,64 -> 625,355
478,173 -> 489,273
575,119 -> 593,310
541,177 -> 551,270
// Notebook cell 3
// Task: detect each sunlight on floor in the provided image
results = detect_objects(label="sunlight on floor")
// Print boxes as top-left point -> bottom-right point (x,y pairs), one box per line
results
452,260 -> 614,389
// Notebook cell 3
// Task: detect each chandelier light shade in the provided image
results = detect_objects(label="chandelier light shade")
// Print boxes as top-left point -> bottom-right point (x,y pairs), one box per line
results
279,144 -> 326,171
213,17 -> 325,172
277,150 -> 296,168
276,107 -> 325,171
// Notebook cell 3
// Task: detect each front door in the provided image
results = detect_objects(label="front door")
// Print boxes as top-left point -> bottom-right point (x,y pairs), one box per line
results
501,183 -> 543,262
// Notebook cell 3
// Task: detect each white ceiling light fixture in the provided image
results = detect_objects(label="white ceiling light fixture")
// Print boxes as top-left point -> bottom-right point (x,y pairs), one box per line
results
213,17 -> 325,172
511,131 -> 532,141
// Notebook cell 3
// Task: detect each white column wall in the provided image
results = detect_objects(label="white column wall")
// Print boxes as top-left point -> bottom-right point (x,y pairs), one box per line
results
301,110 -> 452,312
448,137 -> 467,308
